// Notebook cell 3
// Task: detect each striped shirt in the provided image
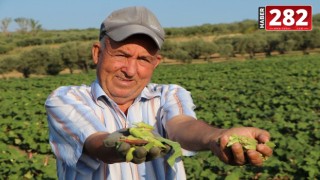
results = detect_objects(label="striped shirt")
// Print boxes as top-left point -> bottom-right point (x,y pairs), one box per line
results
45,80 -> 197,180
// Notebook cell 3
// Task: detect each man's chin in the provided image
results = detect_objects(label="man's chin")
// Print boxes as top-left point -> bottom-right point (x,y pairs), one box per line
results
110,91 -> 135,101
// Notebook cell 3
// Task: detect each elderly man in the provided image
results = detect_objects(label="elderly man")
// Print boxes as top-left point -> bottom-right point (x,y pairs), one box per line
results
45,6 -> 273,180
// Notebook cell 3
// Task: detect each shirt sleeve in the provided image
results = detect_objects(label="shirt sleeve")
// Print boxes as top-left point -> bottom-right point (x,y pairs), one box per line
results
161,84 -> 197,121
45,86 -> 106,168
160,84 -> 197,156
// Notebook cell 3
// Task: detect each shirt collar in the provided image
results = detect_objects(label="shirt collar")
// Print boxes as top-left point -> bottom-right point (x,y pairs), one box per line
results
91,79 -> 107,102
140,83 -> 162,100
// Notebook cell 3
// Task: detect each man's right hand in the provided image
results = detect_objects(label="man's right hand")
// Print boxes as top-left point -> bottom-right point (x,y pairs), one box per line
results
103,128 -> 170,164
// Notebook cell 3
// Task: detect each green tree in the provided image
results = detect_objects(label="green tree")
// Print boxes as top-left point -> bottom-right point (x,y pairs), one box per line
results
14,17 -> 29,33
204,42 -> 218,61
277,32 -> 297,54
0,56 -> 17,77
160,40 -> 179,61
59,42 -> 78,74
0,43 -> 13,54
1,17 -> 12,34
233,34 -> 264,59
261,32 -> 280,57
231,36 -> 246,56
16,47 -> 52,77
181,39 -> 215,59
174,49 -> 192,63
29,19 -> 42,33
219,44 -> 234,60
296,30 -> 320,54
45,48 -> 63,75
312,13 -> 320,27
237,20 -> 257,34
76,42 -> 91,73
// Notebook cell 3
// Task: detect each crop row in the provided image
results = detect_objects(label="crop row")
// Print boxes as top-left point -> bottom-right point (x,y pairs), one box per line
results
0,55 -> 319,179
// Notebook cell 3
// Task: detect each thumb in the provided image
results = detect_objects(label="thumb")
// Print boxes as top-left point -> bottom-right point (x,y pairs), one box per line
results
104,132 -> 123,147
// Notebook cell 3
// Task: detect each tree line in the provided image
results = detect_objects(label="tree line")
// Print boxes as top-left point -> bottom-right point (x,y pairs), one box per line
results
161,29 -> 320,63
0,14 -> 320,78
0,41 -> 92,78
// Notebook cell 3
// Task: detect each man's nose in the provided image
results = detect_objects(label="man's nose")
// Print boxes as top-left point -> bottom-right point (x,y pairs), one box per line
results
121,58 -> 137,77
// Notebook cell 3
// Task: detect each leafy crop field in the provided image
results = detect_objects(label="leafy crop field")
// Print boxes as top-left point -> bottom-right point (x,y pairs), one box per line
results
0,55 -> 319,179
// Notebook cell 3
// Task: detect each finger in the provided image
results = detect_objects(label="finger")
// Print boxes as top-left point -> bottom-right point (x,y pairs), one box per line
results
117,142 -> 131,157
132,156 -> 146,164
231,142 -> 246,165
257,144 -> 273,157
246,150 -> 263,166
256,131 -> 270,143
160,144 -> 171,156
214,135 -> 233,164
133,146 -> 147,159
219,135 -> 229,147
146,147 -> 161,161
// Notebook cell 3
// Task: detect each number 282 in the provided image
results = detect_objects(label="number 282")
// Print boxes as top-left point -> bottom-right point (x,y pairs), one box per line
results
269,9 -> 308,26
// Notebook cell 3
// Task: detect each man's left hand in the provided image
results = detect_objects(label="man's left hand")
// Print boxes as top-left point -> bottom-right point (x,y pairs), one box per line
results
210,127 -> 273,166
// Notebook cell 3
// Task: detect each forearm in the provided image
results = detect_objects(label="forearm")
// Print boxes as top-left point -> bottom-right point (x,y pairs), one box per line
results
84,132 -> 123,163
166,115 -> 226,151
167,115 -> 274,166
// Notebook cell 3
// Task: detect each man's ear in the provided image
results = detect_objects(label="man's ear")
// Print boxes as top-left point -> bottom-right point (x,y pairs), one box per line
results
154,54 -> 162,68
92,42 -> 101,65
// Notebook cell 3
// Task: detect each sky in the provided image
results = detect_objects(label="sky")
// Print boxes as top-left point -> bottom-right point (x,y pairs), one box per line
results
0,0 -> 319,31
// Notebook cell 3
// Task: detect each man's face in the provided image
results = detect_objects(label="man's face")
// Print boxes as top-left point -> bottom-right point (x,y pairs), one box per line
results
92,35 -> 161,108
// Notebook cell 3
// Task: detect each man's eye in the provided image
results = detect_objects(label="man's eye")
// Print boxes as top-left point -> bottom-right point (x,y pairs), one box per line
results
139,57 -> 152,62
114,54 -> 127,59
116,54 -> 126,57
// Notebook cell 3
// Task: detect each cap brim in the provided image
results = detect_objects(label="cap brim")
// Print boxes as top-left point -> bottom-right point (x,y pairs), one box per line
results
106,24 -> 163,49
